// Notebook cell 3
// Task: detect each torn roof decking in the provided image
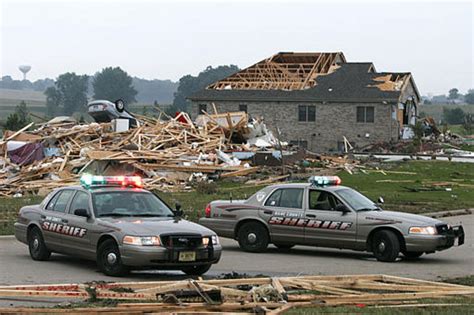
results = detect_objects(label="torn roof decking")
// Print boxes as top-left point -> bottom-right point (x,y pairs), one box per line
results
207,52 -> 346,90
190,56 -> 420,103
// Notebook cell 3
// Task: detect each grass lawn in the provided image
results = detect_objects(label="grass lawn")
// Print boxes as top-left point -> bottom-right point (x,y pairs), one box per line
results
1,160 -> 474,234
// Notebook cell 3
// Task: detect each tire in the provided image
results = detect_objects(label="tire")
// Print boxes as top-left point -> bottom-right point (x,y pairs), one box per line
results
115,99 -> 125,113
402,251 -> 424,260
371,230 -> 400,262
28,227 -> 51,261
181,264 -> 212,276
97,239 -> 129,276
237,222 -> 269,252
274,243 -> 295,250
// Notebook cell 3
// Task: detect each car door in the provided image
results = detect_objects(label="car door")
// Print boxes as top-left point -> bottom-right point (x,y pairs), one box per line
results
304,189 -> 357,249
61,190 -> 96,258
40,189 -> 75,251
260,187 -> 306,244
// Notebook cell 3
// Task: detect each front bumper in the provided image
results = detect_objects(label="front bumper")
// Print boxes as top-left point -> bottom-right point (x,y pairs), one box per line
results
120,244 -> 222,268
405,225 -> 464,252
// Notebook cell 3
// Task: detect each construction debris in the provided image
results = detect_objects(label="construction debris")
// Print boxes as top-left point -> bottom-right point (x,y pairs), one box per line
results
0,274 -> 472,314
0,111 -> 286,196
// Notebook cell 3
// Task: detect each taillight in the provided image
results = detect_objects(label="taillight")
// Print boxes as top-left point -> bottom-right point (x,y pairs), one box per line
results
205,204 -> 211,218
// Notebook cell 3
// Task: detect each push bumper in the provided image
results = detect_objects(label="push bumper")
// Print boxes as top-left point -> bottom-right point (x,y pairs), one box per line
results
405,225 -> 464,252
120,244 -> 222,267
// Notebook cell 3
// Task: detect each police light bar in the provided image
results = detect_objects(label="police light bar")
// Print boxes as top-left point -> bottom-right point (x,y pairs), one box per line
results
309,176 -> 341,186
80,174 -> 143,188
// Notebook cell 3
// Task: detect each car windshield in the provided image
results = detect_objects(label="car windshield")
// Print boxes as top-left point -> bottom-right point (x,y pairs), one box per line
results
92,191 -> 174,217
336,188 -> 379,212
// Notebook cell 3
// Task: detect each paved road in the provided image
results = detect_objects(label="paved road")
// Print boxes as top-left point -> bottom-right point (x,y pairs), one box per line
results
0,214 -> 472,306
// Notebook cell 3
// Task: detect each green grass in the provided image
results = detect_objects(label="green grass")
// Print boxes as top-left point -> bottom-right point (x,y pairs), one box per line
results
1,161 -> 474,234
339,161 -> 474,214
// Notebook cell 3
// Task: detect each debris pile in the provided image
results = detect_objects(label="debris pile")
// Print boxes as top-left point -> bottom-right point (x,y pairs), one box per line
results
0,111 -> 282,196
0,274 -> 472,314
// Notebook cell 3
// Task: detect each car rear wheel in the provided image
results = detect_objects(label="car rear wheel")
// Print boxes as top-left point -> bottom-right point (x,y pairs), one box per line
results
97,239 -> 129,277
181,264 -> 212,276
28,227 -> 51,261
372,230 -> 400,262
115,99 -> 125,113
402,251 -> 424,259
237,222 -> 269,253
274,243 -> 295,250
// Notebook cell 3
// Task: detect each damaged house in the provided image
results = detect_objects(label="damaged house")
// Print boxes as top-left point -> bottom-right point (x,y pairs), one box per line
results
188,52 -> 420,152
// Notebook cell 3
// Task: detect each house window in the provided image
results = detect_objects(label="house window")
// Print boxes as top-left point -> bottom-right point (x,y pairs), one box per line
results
289,140 -> 308,149
239,104 -> 248,113
356,106 -> 375,123
298,105 -> 316,122
198,104 -> 207,115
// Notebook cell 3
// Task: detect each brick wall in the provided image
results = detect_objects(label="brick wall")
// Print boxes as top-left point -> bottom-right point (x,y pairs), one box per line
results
191,101 -> 400,152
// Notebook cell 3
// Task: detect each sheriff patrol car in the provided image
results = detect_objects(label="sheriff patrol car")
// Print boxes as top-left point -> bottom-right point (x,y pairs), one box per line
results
199,176 -> 464,262
15,175 -> 222,276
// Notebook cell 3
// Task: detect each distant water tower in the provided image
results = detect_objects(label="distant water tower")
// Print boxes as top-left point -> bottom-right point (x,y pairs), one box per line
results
19,65 -> 31,80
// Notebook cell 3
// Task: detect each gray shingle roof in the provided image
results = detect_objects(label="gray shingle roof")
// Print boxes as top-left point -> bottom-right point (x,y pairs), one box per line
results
189,63 -> 417,103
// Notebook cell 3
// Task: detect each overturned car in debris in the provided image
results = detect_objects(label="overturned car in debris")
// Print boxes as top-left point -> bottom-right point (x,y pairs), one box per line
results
199,176 -> 464,262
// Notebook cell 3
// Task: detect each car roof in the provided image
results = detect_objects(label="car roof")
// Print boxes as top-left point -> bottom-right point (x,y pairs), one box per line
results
265,182 -> 349,191
58,185 -> 151,194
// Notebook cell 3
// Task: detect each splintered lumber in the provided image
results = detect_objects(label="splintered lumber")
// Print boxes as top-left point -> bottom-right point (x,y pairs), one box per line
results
0,274 -> 473,314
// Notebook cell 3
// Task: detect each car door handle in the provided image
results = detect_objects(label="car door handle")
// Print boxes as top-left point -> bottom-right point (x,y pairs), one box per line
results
263,210 -> 273,215
306,214 -> 317,218
61,219 -> 68,224
40,215 -> 46,219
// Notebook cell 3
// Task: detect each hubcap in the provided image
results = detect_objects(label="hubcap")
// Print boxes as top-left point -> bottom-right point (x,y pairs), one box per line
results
106,252 -> 117,264
378,241 -> 386,253
32,238 -> 39,250
247,233 -> 257,244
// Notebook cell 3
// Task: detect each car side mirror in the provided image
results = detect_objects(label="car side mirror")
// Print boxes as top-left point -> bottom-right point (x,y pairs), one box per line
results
74,209 -> 90,218
378,196 -> 385,204
335,204 -> 350,213
174,203 -> 184,217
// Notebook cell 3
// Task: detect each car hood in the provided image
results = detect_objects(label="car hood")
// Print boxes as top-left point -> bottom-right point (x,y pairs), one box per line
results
360,210 -> 443,225
97,217 -> 215,236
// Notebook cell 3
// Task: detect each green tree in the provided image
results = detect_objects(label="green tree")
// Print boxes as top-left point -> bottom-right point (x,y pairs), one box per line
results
93,67 -> 137,105
44,86 -> 61,117
443,107 -> 465,124
55,73 -> 89,115
448,88 -> 459,101
4,101 -> 31,131
173,65 -> 240,112
465,89 -> 474,105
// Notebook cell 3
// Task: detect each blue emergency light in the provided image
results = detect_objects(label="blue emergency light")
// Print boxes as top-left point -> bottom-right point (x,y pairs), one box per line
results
80,174 -> 143,188
309,176 -> 341,186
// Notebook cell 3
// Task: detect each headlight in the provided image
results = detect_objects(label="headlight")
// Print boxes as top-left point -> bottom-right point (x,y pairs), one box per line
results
202,236 -> 219,246
123,235 -> 161,246
409,226 -> 437,235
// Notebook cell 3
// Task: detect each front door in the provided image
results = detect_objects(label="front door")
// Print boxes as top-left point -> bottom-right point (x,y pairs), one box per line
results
304,189 -> 357,249
259,187 -> 306,244
61,190 -> 95,258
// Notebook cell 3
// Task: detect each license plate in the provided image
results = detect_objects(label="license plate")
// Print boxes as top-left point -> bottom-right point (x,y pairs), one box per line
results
178,251 -> 196,262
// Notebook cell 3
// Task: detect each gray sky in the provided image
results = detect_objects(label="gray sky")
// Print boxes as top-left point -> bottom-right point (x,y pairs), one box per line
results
1,0 -> 472,95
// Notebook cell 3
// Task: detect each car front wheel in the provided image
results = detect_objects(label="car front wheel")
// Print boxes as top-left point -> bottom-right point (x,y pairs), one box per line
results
28,227 -> 51,261
237,222 -> 269,252
372,230 -> 400,262
97,239 -> 129,276
181,264 -> 212,276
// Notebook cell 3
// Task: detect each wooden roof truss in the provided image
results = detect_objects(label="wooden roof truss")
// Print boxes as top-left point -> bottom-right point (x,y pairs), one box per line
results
208,52 -> 346,90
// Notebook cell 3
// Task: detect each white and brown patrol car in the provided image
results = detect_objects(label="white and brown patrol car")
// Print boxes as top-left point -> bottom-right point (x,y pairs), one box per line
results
199,176 -> 464,262
15,175 -> 222,276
